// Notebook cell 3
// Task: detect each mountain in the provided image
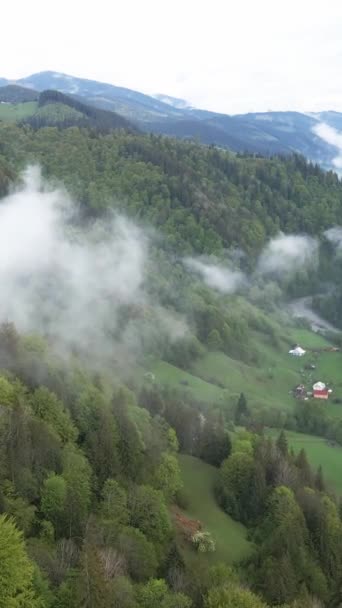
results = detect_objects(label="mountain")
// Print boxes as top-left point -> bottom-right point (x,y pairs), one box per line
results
315,110 -> 342,131
15,71 -> 185,123
152,93 -> 192,109
2,70 -> 342,168
0,84 -> 38,103
149,110 -> 334,160
0,86 -> 137,132
29,89 -> 136,132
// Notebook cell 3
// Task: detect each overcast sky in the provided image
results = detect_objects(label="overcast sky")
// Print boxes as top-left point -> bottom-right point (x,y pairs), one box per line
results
2,0 -> 342,114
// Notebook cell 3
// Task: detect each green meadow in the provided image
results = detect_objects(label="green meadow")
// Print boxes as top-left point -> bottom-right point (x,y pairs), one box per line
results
0,101 -> 37,122
177,454 -> 252,564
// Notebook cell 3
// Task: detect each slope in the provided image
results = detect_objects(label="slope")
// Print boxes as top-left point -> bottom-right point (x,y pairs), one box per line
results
0,101 -> 38,122
17,71 -> 185,122
267,429 -> 342,495
0,84 -> 38,103
177,454 -> 252,564
0,88 -> 137,132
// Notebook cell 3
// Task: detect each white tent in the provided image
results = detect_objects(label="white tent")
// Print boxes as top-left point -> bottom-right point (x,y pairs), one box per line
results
289,346 -> 306,356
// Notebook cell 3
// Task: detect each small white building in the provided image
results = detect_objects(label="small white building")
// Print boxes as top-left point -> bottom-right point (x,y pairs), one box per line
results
289,345 -> 306,357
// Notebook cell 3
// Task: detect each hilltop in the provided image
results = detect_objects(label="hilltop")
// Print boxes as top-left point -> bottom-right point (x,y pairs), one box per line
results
1,70 -> 342,168
0,86 -> 137,132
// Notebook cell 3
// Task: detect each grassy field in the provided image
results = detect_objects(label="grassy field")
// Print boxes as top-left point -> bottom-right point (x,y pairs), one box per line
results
0,101 -> 37,122
151,360 -> 226,404
147,325 -> 342,420
288,329 -> 331,349
267,429 -> 342,495
176,454 -> 252,564
0,101 -> 83,125
192,349 -> 298,411
191,327 -> 340,412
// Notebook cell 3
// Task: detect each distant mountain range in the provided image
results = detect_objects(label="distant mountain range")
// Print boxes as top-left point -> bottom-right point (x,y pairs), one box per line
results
1,71 -> 342,169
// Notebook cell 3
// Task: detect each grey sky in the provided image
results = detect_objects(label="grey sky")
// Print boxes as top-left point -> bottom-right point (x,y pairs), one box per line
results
2,0 -> 342,114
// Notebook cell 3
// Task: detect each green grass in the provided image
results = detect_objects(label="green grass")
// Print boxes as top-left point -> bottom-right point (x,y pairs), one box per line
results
288,328 -> 331,349
0,101 -> 37,122
177,454 -> 252,564
267,429 -> 342,495
144,323 -> 342,423
0,101 -> 83,125
192,349 -> 298,411
151,360 -> 226,403
190,328 -> 342,413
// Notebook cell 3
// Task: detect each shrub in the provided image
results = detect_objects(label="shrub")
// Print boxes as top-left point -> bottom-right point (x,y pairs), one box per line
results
191,531 -> 216,553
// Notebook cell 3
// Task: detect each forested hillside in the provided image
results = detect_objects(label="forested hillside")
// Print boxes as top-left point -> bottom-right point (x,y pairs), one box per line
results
0,88 -> 136,132
1,123 -> 341,253
1,122 -> 342,607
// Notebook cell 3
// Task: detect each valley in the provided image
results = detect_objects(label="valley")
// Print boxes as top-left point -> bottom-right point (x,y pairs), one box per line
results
0,108 -> 342,607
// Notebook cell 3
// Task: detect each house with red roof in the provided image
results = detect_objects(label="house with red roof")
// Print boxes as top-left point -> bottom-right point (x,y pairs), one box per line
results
313,388 -> 329,400
312,381 -> 332,400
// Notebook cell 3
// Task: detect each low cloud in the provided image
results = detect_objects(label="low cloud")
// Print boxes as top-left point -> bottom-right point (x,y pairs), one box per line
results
313,122 -> 342,169
324,226 -> 342,252
257,233 -> 319,277
0,166 -> 185,367
184,258 -> 246,294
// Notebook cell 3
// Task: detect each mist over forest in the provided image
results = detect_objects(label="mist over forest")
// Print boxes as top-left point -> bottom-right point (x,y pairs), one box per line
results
1,102 -> 342,608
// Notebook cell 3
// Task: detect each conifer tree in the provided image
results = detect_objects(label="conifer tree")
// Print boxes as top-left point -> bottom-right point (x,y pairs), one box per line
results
314,465 -> 325,493
235,393 -> 249,425
276,430 -> 288,457
0,515 -> 41,607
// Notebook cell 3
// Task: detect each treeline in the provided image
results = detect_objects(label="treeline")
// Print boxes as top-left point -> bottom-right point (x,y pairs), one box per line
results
1,319 -> 340,606
1,120 -> 342,325
0,322 -> 235,608
241,393 -> 342,448
23,89 -> 137,133
217,429 -> 342,606
0,84 -> 38,103
1,123 -> 342,257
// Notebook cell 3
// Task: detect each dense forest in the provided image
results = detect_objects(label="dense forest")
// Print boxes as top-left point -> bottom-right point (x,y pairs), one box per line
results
0,123 -> 342,255
1,122 -> 342,607
1,322 -> 342,607
2,322 -> 342,608
25,90 -> 137,132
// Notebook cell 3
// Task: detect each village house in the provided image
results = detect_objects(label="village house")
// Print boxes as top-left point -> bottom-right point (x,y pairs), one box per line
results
312,381 -> 332,400
313,388 -> 329,400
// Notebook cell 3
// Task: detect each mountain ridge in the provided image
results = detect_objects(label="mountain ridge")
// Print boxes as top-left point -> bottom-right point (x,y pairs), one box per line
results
1,70 -> 342,168
0,85 -> 137,133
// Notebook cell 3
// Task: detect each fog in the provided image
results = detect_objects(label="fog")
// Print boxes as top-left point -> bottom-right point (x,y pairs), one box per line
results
257,233 -> 319,277
1,168 -> 334,368
288,296 -> 338,333
313,122 -> 342,170
0,166 -> 184,367
324,226 -> 342,253
184,233 -> 319,297
184,257 -> 246,294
